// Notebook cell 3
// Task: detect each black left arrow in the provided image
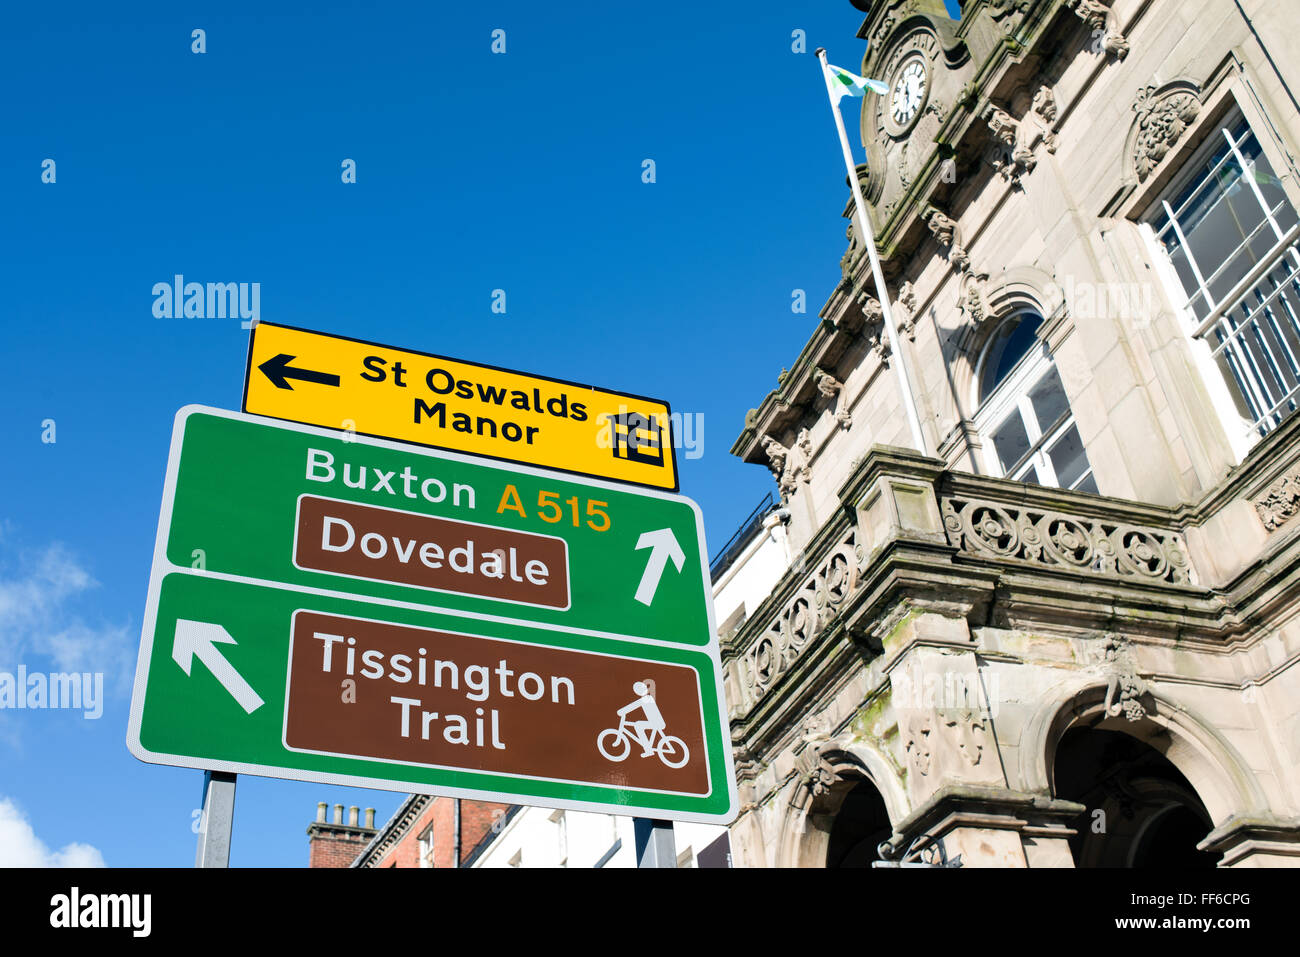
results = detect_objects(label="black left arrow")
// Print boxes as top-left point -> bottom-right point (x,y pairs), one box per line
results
258,353 -> 341,391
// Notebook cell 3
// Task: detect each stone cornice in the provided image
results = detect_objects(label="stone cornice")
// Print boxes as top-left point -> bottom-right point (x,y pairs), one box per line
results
730,310 -> 869,464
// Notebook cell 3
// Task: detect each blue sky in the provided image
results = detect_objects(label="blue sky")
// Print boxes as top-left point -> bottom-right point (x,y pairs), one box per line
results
0,1 -> 956,866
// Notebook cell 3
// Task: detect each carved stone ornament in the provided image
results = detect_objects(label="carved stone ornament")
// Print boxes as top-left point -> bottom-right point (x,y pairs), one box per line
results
1132,84 -> 1201,181
897,281 -> 918,341
871,14 -> 896,49
794,744 -> 839,805
738,529 -> 860,707
925,208 -> 971,273
770,428 -> 815,501
1068,0 -> 1109,30
990,143 -> 1037,187
944,709 -> 988,767
941,495 -> 1194,584
1033,85 -> 1058,124
814,368 -> 842,398
760,434 -> 788,482
1032,86 -> 1060,153
1097,633 -> 1149,722
957,271 -> 991,324
797,427 -> 813,463
814,369 -> 852,430
840,223 -> 860,282
1255,471 -> 1300,531
869,325 -> 892,368
986,0 -> 1033,29
986,107 -> 1019,147
985,104 -> 1037,186
857,292 -> 884,325
924,207 -> 957,247
1067,0 -> 1130,59
903,711 -> 934,777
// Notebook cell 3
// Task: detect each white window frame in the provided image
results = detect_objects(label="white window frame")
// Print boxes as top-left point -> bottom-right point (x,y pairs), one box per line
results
1142,105 -> 1300,459
972,313 -> 1096,491
417,824 -> 435,868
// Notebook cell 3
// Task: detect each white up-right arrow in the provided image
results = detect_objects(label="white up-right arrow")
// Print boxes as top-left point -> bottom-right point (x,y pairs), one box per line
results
633,528 -> 686,606
172,619 -> 265,714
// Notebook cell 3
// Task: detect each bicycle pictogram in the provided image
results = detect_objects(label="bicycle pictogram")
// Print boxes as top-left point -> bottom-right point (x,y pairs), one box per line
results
596,681 -> 689,769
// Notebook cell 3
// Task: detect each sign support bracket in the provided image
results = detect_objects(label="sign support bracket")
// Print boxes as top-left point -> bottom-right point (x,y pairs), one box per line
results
195,770 -> 237,868
634,817 -> 676,868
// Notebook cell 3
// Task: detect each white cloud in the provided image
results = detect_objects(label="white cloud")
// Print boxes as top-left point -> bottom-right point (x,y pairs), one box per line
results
0,541 -> 132,683
0,797 -> 105,867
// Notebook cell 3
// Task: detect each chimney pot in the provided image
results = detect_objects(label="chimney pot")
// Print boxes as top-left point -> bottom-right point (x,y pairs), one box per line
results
348,806 -> 359,827
316,802 -> 327,823
365,808 -> 376,829
333,803 -> 344,825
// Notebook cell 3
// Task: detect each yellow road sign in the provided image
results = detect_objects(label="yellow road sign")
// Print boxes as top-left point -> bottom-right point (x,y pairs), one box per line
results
241,322 -> 679,491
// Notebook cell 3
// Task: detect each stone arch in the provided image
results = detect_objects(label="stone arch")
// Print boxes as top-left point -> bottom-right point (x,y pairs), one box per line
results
1019,679 -> 1267,827
775,739 -> 909,869
948,265 -> 1064,412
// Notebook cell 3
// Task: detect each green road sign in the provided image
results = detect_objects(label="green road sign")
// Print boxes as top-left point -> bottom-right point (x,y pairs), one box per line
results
164,406 -> 711,645
128,406 -> 737,823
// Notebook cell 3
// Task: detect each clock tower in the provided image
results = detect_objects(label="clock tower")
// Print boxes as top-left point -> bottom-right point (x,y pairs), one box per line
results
850,1 -> 969,246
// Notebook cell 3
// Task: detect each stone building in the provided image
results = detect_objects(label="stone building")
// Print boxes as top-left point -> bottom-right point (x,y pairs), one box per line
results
723,0 -> 1300,866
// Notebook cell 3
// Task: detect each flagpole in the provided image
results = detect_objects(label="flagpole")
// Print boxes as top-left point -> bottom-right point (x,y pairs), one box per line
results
815,47 -> 930,456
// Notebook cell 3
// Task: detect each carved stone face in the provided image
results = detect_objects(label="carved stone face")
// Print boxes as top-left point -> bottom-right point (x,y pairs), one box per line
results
945,709 -> 987,767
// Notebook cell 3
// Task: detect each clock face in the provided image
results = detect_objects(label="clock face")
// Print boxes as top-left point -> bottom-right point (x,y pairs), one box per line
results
890,57 -> 927,129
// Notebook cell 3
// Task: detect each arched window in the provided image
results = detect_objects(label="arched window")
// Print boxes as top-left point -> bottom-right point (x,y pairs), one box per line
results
972,310 -> 1098,492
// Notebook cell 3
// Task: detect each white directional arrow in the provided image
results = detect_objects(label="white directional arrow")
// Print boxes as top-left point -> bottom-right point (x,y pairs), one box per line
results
633,528 -> 686,606
172,619 -> 265,714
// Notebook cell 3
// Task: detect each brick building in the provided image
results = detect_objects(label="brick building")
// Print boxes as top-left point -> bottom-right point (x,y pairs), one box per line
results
306,804 -> 378,868
307,796 -> 512,867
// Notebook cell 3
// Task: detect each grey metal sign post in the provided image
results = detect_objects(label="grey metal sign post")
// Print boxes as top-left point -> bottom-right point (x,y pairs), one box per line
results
634,817 -> 676,868
195,770 -> 237,867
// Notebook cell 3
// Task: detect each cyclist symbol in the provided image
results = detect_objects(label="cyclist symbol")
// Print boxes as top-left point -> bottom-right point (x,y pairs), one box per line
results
597,681 -> 689,769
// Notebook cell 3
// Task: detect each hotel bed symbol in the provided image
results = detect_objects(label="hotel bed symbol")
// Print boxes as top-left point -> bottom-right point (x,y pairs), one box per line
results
608,412 -> 664,468
597,681 -> 690,768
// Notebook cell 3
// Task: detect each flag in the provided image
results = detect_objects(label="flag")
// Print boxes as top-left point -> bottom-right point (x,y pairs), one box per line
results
825,63 -> 889,103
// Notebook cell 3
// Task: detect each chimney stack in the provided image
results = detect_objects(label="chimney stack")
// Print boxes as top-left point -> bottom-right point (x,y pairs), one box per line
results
308,799 -> 379,868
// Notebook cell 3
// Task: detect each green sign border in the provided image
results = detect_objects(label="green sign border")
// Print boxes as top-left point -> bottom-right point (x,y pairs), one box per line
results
127,406 -> 739,825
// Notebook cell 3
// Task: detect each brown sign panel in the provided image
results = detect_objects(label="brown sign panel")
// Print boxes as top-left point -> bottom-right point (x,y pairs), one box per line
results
283,610 -> 710,795
294,495 -> 570,610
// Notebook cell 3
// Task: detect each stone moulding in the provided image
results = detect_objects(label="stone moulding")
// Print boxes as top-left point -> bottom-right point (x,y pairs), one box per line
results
941,495 -> 1194,585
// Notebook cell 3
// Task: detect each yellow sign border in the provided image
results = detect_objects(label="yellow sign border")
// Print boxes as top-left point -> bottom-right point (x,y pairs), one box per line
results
240,321 -> 679,492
